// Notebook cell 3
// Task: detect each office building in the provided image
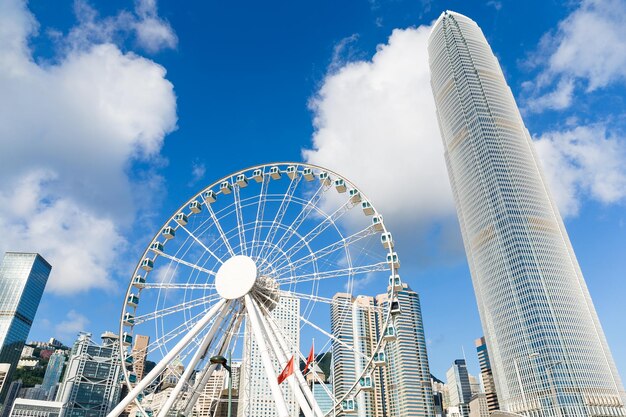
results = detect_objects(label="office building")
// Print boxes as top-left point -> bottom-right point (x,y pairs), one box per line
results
56,332 -> 122,417
475,337 -> 499,412
469,393 -> 490,417
431,375 -> 446,417
0,253 -> 51,402
238,295 -> 299,417
306,364 -> 333,415
40,352 -> 65,399
377,284 -> 434,417
8,399 -> 63,417
447,359 -> 472,417
429,10 -> 626,417
195,368 -> 226,417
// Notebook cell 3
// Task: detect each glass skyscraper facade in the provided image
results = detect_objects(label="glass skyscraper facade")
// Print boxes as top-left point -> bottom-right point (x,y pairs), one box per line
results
0,252 -> 51,403
41,351 -> 65,399
446,359 -> 472,417
429,11 -> 626,417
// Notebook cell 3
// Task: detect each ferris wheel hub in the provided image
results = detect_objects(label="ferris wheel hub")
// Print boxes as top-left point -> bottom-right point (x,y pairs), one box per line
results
215,255 -> 258,299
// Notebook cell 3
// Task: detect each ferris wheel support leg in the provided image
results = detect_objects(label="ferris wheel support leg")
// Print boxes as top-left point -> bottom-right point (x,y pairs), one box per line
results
107,299 -> 227,417
156,300 -> 233,417
256,299 -> 325,417
182,310 -> 243,416
248,298 -> 315,417
244,294 -> 291,417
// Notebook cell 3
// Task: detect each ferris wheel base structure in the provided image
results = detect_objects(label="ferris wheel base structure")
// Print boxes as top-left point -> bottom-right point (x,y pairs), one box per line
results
110,163 -> 404,417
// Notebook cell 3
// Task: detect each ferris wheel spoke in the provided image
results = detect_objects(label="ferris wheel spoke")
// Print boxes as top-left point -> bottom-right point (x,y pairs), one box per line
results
156,300 -> 234,417
154,251 -> 216,277
264,180 -> 329,266
134,293 -> 219,325
203,195 -> 236,257
278,261 -> 389,285
268,199 -> 352,267
299,310 -> 369,361
251,173 -> 270,258
257,175 -> 301,261
273,224 -> 377,274
233,185 -> 248,255
142,282 -> 215,290
178,224 -> 224,265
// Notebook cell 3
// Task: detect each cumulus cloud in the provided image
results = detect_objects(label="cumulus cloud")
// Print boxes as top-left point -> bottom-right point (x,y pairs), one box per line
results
305,21 -> 626,266
524,0 -> 626,111
65,0 -> 177,53
534,125 -> 626,216
0,0 -> 177,293
55,310 -> 90,338
304,25 -> 461,265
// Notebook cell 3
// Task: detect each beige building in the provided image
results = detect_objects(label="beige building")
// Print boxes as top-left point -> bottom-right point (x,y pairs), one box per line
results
131,335 -> 150,381
469,393 -> 490,417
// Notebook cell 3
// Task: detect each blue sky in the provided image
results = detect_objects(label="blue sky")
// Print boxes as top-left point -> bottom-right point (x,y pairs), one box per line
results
1,0 -> 625,381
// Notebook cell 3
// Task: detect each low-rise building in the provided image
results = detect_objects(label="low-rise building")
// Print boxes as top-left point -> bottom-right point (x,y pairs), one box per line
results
9,399 -> 63,417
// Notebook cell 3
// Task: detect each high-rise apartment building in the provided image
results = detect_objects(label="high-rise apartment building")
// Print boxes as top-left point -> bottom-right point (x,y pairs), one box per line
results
447,359 -> 472,417
130,335 -> 149,382
377,285 -> 434,417
0,253 -> 51,402
238,296 -> 299,417
331,285 -> 433,417
475,337 -> 499,412
429,10 -> 626,417
330,293 -> 384,417
41,352 -> 65,400
56,332 -> 122,417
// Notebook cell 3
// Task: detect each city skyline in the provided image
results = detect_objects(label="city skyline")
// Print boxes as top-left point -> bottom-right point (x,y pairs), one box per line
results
0,0 -> 625,389
429,10 -> 625,417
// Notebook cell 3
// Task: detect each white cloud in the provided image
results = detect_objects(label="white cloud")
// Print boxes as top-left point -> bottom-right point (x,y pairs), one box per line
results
188,161 -> 206,187
55,310 -> 90,338
305,22 -> 626,266
0,0 -> 177,293
525,0 -> 626,110
66,0 -> 177,53
534,125 -> 626,216
304,25 -> 461,264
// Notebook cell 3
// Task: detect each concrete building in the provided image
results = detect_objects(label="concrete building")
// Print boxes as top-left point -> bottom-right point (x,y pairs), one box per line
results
130,335 -> 149,382
475,337 -> 499,413
0,253 -> 51,402
469,393 -> 490,417
8,399 -> 63,417
429,10 -> 626,417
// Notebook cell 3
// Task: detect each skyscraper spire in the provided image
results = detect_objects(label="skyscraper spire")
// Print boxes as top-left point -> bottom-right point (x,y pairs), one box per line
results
428,10 -> 625,417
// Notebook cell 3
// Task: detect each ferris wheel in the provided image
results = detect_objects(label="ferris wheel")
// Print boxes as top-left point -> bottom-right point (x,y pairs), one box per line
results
109,162 -> 405,417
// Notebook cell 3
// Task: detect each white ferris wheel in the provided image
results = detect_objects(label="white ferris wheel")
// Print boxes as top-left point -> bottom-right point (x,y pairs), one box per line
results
109,162 -> 404,417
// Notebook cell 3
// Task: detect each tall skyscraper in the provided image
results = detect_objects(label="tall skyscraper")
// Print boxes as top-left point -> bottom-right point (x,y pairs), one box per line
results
330,293 -> 384,417
41,352 -> 65,400
429,11 -> 626,417
0,253 -> 51,402
377,285 -> 434,417
238,295 -> 299,417
475,337 -> 499,413
447,359 -> 472,417
56,332 -> 122,417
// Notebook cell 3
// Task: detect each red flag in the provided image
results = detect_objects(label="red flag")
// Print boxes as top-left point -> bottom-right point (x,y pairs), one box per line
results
304,342 -> 315,373
277,356 -> 294,384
